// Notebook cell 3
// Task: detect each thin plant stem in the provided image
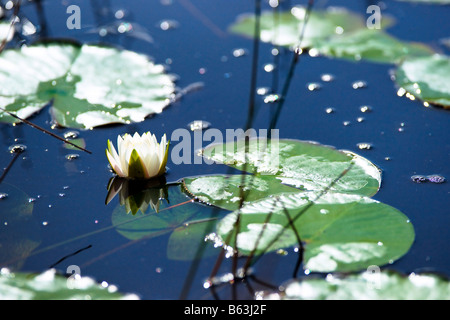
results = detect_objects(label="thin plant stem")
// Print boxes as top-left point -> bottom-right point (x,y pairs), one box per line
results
178,205 -> 223,300
242,196 -> 279,272
242,196 -> 304,276
279,204 -> 304,278
0,151 -> 21,184
183,0 -> 263,293
49,244 -> 92,269
271,3 -> 281,94
241,0 -> 315,277
248,162 -> 354,268
269,0 -> 315,135
0,0 -> 22,53
243,0 -> 262,133
0,107 -> 92,154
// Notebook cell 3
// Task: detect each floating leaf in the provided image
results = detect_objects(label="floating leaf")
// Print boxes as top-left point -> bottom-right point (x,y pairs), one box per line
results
199,139 -> 381,197
263,270 -> 450,300
0,41 -> 175,128
313,29 -> 433,64
0,268 -> 138,300
216,191 -> 415,272
230,6 -> 434,63
230,6 -> 365,48
182,139 -> 414,272
182,174 -> 299,211
394,54 -> 450,108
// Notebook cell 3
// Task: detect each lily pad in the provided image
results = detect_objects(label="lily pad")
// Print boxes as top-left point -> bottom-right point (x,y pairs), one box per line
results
230,6 -> 365,48
0,268 -> 138,300
183,139 -> 414,272
0,40 -> 175,129
230,6 -> 434,64
216,191 -> 415,272
313,29 -> 433,64
394,54 -> 450,108
182,174 -> 300,211
199,139 -> 381,197
262,270 -> 450,300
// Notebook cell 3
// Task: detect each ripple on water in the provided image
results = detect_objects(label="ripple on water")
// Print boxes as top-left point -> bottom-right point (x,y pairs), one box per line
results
8,144 -> 27,154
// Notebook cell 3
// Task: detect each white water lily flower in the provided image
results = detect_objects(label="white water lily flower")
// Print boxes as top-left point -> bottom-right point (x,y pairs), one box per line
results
106,132 -> 169,179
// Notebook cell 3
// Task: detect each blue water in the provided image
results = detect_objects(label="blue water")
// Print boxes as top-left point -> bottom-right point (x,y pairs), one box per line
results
0,0 -> 449,299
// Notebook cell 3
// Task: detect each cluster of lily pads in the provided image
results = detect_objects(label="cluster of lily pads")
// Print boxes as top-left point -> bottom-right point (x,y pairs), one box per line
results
230,4 -> 450,109
0,1 -> 449,300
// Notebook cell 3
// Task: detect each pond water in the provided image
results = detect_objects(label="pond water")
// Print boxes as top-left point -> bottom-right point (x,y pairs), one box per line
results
0,0 -> 449,299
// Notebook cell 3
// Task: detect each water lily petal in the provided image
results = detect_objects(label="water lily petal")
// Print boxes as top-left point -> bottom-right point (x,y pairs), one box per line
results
107,131 -> 168,180
106,148 -> 126,177
145,148 -> 161,178
128,149 -> 150,179
107,139 -> 121,164
157,139 -> 170,176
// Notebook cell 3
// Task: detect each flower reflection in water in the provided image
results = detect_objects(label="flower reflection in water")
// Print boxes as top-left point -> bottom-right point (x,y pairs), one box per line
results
105,176 -> 168,215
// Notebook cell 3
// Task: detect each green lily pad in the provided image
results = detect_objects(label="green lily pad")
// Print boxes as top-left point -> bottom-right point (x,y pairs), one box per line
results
0,40 -> 175,129
182,174 -> 300,211
231,6 -> 365,48
263,270 -> 450,300
183,139 -> 413,272
199,139 -> 381,197
394,54 -> 450,108
230,6 -> 434,64
0,268 -> 138,300
216,191 -> 415,272
313,29 -> 434,64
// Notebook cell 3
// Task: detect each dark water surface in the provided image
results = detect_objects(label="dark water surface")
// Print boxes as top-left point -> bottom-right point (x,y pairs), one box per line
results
0,0 -> 449,299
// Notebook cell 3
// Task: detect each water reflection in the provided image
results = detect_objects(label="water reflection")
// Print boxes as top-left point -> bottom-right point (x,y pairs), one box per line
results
105,176 -> 168,215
